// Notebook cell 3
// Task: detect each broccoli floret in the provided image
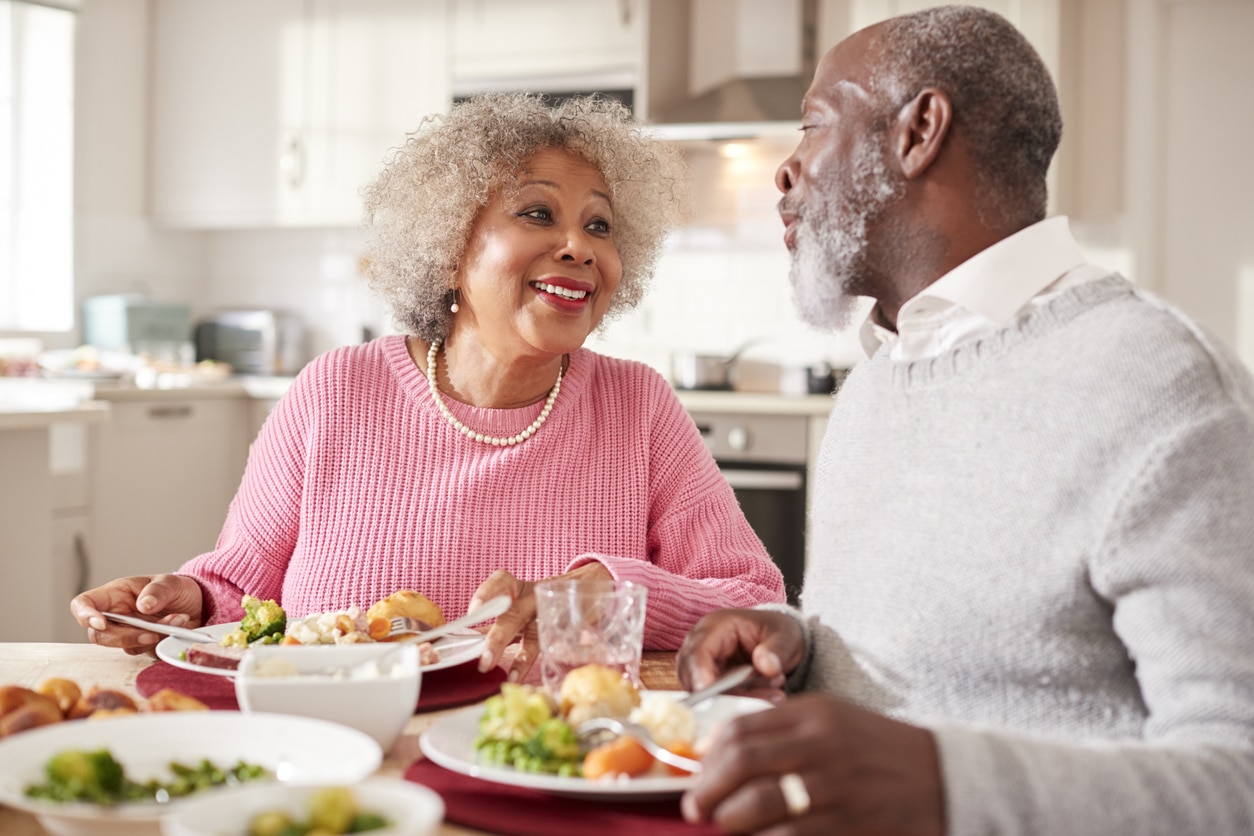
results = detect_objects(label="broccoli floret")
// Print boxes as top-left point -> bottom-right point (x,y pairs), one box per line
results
523,717 -> 581,763
28,749 -> 126,804
239,595 -> 286,644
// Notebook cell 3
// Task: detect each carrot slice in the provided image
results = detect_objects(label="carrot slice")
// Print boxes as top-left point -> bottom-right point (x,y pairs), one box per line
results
663,741 -> 700,776
582,736 -> 655,780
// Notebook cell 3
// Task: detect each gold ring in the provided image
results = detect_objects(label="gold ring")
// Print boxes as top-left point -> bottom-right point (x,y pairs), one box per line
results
779,772 -> 811,817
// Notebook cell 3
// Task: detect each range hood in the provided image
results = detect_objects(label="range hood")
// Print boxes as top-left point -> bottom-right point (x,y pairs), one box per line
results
642,0 -> 814,141
448,0 -> 814,142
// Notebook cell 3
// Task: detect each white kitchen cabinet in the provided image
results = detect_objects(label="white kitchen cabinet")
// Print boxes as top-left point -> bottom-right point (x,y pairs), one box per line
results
450,0 -> 642,86
87,395 -> 251,585
150,0 -> 449,228
0,407 -> 107,642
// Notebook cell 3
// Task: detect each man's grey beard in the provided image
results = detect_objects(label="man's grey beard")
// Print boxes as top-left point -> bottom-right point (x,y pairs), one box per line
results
788,138 -> 903,331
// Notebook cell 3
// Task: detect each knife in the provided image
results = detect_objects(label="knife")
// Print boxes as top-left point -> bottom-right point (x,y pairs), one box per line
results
102,611 -> 219,643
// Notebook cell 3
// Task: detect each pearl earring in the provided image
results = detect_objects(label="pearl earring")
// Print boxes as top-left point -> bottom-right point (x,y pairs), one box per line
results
450,289 -> 460,314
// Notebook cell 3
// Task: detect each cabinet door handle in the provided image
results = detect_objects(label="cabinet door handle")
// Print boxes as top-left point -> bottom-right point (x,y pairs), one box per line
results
73,534 -> 90,596
147,405 -> 194,419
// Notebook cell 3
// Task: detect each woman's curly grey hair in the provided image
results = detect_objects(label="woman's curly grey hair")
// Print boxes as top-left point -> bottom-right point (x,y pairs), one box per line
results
362,92 -> 690,342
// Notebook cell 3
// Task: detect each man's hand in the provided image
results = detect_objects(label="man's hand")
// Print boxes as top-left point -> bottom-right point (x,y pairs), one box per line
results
677,609 -> 806,702
682,692 -> 945,835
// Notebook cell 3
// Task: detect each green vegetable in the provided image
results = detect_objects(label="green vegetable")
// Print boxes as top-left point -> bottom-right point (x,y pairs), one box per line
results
476,683 -> 554,743
247,810 -> 294,836
24,749 -> 271,806
473,685 -> 582,776
308,785 -> 356,832
32,749 -> 126,804
247,787 -> 390,835
221,595 -> 287,647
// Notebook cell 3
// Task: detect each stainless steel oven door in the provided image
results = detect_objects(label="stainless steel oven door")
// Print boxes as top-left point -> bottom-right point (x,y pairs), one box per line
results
718,464 -> 807,606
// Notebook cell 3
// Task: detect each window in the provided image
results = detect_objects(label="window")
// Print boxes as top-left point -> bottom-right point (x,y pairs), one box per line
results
0,0 -> 74,332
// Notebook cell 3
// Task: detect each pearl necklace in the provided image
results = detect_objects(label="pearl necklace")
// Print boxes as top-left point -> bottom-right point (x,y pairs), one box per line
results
425,339 -> 562,446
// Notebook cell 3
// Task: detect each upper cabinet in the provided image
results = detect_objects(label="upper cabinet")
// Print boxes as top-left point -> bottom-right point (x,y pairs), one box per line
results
149,0 -> 449,228
449,0 -> 643,88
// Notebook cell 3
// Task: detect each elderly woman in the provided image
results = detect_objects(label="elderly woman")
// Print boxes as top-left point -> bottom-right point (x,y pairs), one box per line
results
71,93 -> 785,678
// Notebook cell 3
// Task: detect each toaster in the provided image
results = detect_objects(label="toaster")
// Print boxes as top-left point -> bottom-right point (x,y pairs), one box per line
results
193,310 -> 305,376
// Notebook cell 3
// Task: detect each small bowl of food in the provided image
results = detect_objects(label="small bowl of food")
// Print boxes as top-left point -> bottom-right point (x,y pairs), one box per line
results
0,711 -> 381,836
234,643 -> 421,753
159,778 -> 444,836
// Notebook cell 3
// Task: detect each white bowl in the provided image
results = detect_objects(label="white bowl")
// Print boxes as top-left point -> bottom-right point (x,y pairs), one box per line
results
0,711 -> 382,836
159,777 -> 444,836
235,643 -> 421,753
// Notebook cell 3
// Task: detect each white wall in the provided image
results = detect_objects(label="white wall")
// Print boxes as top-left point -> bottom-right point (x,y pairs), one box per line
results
72,0 -> 207,339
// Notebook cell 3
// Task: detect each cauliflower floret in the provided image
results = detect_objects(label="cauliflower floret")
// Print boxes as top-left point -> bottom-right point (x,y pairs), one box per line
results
630,692 -> 697,749
283,605 -> 370,645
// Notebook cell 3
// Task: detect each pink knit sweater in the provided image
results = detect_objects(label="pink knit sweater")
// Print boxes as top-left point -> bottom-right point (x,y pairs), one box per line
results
180,336 -> 784,649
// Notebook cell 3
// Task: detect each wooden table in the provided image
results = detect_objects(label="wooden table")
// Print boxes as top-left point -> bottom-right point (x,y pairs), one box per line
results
0,642 -> 682,835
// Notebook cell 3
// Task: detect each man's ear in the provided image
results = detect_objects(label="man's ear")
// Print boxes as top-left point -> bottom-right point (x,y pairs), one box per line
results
894,87 -> 952,179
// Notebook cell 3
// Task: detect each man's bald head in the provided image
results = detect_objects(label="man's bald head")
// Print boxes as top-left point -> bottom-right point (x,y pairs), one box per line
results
860,5 -> 1062,229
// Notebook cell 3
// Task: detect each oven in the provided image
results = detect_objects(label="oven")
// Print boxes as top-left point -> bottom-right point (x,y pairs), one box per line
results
690,412 -> 809,605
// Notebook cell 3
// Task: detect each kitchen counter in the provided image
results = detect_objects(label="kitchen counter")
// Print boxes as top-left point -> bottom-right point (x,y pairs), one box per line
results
675,389 -> 835,417
0,399 -> 109,430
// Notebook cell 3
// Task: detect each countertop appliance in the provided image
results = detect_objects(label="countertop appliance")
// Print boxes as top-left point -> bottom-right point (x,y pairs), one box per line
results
82,294 -> 191,353
691,410 -> 808,605
193,310 -> 305,376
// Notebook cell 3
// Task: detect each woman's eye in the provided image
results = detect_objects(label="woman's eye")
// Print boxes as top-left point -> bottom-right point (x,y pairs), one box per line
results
586,218 -> 611,235
520,207 -> 552,221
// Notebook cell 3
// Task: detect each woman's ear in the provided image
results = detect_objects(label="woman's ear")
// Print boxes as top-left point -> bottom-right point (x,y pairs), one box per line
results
894,87 -> 952,180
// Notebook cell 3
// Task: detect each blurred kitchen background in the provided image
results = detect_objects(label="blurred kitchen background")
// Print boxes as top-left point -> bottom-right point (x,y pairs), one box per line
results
3,0 -> 1251,375
2,0 -> 1253,642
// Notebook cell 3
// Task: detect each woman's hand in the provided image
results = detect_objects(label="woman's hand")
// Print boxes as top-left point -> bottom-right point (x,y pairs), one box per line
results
70,574 -> 205,656
469,561 -> 613,681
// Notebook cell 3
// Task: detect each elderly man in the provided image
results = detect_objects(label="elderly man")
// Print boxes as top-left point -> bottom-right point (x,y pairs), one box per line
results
678,5 -> 1254,835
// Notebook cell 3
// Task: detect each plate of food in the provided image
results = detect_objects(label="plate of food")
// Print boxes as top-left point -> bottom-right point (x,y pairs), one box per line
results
38,347 -> 147,380
418,664 -> 772,801
0,711 -> 382,836
153,592 -> 488,678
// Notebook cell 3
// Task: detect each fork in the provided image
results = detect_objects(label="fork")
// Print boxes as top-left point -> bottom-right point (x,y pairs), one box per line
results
575,716 -> 704,773
573,664 -> 756,774
387,594 -> 512,642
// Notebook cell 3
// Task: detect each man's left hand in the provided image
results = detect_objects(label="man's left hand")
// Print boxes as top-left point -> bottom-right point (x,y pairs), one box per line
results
681,692 -> 945,835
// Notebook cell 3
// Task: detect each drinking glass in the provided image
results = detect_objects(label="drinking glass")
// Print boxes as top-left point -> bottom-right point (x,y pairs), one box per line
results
534,578 -> 647,695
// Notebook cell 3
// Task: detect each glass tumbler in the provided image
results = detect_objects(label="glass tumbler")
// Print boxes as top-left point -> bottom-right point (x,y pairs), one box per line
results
534,578 -> 647,696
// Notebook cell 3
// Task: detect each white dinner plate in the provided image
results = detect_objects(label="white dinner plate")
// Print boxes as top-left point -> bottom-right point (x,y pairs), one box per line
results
419,691 -> 772,801
0,711 -> 382,836
155,622 -> 487,678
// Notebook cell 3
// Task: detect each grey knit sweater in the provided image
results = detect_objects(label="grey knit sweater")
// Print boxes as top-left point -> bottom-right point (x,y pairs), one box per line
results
794,275 -> 1254,834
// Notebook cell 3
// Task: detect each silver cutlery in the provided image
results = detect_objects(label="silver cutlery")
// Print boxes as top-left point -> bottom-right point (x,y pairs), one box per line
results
388,594 -> 511,643
679,663 -> 756,708
102,611 -> 218,643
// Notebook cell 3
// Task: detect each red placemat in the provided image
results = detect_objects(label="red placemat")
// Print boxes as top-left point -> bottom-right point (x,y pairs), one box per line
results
405,758 -> 720,836
136,660 -> 508,712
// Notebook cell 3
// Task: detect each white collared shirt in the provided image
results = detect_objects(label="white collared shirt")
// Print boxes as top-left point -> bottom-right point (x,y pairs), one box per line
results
860,216 -> 1110,361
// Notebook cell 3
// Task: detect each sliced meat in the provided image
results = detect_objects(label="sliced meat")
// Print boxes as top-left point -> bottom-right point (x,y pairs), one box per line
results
186,644 -> 248,671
